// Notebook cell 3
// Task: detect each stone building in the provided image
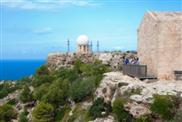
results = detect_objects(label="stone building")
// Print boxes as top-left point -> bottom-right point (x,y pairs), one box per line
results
76,35 -> 90,54
138,11 -> 182,80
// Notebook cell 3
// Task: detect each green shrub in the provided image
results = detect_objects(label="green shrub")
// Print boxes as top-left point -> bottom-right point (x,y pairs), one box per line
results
42,79 -> 69,107
19,85 -> 33,103
16,77 -> 32,88
36,65 -> 49,76
112,98 -> 133,122
7,98 -> 17,105
33,75 -> 55,87
0,82 -> 17,99
55,105 -> 71,122
33,83 -> 50,101
19,108 -> 29,122
56,68 -> 79,82
89,98 -> 112,119
0,104 -> 18,122
150,95 -> 175,120
32,102 -> 54,122
134,116 -> 152,122
69,77 -> 95,102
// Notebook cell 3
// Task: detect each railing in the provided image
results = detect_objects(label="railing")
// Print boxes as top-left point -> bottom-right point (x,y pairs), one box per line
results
174,70 -> 182,80
122,64 -> 147,78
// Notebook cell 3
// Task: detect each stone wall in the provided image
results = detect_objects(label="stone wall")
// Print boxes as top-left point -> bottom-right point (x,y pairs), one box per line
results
157,20 -> 182,79
138,12 -> 159,77
138,12 -> 182,80
47,52 -> 136,71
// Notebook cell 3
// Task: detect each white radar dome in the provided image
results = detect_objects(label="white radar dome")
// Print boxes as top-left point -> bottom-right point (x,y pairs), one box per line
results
77,35 -> 89,45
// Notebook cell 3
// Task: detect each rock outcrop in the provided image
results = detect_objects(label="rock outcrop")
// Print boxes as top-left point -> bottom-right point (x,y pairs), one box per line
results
93,115 -> 115,122
95,72 -> 182,118
47,52 -> 136,71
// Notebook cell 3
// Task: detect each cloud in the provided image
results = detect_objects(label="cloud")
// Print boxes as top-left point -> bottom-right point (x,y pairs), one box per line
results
0,0 -> 99,10
33,27 -> 52,35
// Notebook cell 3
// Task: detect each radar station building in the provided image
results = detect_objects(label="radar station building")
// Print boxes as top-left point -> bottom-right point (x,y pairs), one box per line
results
76,35 -> 90,54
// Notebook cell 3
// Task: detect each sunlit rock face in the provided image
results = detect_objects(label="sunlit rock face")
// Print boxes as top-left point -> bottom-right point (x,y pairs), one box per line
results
95,72 -> 182,118
93,115 -> 115,122
47,52 -> 136,71
138,11 -> 182,80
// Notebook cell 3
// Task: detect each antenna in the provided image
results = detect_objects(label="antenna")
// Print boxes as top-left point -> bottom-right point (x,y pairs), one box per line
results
97,40 -> 99,52
90,41 -> 93,53
67,38 -> 70,53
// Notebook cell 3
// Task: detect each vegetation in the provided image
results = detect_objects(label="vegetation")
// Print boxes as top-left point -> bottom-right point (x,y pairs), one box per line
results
0,82 -> 17,99
19,108 -> 29,122
150,95 -> 176,120
7,98 -> 18,105
42,79 -> 69,107
30,60 -> 110,121
112,98 -> 133,122
55,105 -> 71,122
89,97 -> 112,119
69,77 -> 95,102
0,104 -> 18,122
134,116 -> 152,122
19,85 -> 33,103
2,59 -> 182,122
66,104 -> 90,122
32,102 -> 54,122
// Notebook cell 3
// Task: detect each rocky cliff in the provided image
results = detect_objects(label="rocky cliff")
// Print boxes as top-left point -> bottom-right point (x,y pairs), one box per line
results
47,52 -> 136,71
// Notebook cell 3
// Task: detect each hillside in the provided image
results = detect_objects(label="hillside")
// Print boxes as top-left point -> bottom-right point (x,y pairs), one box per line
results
0,52 -> 182,122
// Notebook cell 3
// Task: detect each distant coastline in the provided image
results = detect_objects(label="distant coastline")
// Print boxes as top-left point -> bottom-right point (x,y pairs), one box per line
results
0,60 -> 45,80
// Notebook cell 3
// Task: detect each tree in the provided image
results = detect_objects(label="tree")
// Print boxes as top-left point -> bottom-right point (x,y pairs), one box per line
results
19,85 -> 33,103
42,79 -> 69,107
0,104 -> 17,122
32,102 -> 54,122
33,83 -> 50,101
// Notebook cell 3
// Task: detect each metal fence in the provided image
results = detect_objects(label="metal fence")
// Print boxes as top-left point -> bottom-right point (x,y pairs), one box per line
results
174,71 -> 182,80
122,64 -> 147,78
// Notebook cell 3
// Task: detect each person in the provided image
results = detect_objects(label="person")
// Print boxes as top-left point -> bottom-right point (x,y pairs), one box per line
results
124,58 -> 129,64
134,58 -> 139,65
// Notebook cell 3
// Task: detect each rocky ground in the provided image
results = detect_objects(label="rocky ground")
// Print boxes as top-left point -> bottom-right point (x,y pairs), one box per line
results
1,71 -> 182,122
95,72 -> 182,121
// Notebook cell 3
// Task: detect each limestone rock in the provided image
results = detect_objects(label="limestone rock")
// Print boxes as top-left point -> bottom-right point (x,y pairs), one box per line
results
95,72 -> 182,105
93,115 -> 115,122
130,94 -> 143,103
47,52 -> 136,71
124,102 -> 151,118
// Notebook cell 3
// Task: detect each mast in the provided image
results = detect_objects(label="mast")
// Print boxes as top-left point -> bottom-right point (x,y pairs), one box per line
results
97,40 -> 99,52
90,41 -> 93,53
67,38 -> 70,53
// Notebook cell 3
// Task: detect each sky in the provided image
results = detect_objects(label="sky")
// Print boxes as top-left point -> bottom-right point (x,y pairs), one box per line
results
0,0 -> 181,60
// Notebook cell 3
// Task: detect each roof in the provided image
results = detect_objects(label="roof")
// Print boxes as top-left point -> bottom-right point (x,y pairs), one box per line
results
147,11 -> 182,21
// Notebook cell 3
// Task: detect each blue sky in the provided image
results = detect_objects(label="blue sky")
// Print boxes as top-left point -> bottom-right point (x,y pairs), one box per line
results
0,0 -> 181,59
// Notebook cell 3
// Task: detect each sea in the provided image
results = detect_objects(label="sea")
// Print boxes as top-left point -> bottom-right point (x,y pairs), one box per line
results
0,60 -> 45,80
